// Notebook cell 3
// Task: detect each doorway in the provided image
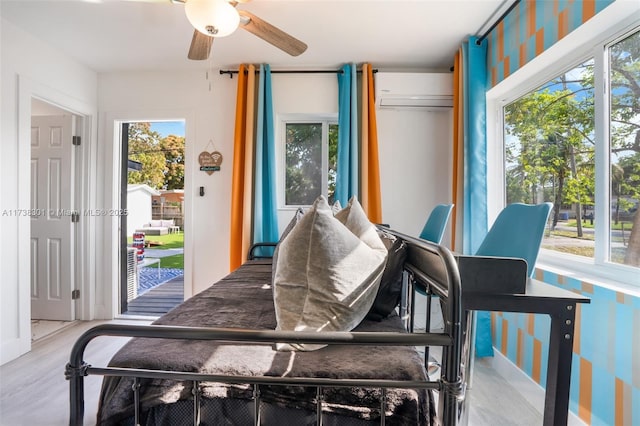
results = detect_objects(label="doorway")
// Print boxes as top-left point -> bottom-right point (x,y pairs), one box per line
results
119,120 -> 186,316
30,98 -> 80,337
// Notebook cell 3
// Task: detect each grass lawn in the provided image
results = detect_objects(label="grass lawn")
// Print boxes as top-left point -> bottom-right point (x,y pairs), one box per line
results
550,230 -> 595,240
160,254 -> 184,269
128,232 -> 184,269
128,232 -> 184,249
564,219 -> 633,231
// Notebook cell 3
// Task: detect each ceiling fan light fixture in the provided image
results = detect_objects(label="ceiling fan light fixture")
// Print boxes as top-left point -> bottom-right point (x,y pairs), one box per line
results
185,0 -> 240,38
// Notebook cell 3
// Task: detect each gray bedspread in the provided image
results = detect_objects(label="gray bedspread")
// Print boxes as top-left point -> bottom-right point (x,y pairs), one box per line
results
97,260 -> 432,425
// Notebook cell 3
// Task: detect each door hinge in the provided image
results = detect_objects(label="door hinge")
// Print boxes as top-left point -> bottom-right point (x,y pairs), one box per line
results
72,136 -> 81,146
71,212 -> 80,223
72,289 -> 80,300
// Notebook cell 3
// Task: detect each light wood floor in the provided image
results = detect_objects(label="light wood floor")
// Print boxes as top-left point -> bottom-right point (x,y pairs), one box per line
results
0,320 -> 543,426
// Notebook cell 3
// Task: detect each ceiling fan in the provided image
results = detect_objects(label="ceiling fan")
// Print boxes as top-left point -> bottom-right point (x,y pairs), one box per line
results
166,0 -> 308,61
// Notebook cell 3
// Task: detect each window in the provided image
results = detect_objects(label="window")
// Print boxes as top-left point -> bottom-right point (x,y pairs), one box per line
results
608,30 -> 640,267
502,27 -> 639,275
281,116 -> 338,207
504,59 -> 596,259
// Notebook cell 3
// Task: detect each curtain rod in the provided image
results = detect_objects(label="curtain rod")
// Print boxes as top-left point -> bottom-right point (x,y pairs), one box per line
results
219,68 -> 378,78
476,0 -> 521,45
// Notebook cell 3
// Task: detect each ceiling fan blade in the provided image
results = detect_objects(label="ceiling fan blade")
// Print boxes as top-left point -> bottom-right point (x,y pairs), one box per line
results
188,30 -> 214,60
238,10 -> 307,57
113,0 -> 184,3
81,0 -> 183,2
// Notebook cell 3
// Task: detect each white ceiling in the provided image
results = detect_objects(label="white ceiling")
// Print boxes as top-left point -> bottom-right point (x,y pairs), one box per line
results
1,0 -> 508,73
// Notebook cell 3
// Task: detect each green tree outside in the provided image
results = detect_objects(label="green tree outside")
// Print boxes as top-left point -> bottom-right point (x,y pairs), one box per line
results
127,122 -> 185,190
284,122 -> 338,205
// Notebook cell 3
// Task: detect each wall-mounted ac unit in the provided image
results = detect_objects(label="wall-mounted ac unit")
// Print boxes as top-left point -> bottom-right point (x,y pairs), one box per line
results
375,72 -> 453,109
126,247 -> 138,302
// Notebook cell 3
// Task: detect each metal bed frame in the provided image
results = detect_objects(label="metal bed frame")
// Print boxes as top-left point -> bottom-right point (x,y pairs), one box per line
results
66,229 -> 464,426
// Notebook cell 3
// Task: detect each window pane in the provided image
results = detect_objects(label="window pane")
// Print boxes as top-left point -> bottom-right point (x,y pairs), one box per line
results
504,59 -> 595,259
328,124 -> 338,204
609,30 -> 640,266
285,123 -> 322,205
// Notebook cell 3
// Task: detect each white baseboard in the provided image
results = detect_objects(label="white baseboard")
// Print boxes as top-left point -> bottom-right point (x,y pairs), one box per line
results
488,349 -> 586,426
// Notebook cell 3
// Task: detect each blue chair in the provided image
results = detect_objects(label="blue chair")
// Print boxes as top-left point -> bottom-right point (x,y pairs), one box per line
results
419,204 -> 454,244
425,203 -> 553,376
468,202 -> 553,384
475,202 -> 553,277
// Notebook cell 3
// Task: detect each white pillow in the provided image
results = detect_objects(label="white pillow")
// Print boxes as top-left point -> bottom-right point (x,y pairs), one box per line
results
335,196 -> 384,252
271,207 -> 305,282
279,208 -> 305,242
273,196 -> 387,351
331,199 -> 342,214
149,220 -> 163,227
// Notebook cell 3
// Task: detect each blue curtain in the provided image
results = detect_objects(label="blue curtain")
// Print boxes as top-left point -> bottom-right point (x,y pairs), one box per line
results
253,64 -> 279,256
335,63 -> 359,205
463,37 -> 488,256
462,37 -> 491,357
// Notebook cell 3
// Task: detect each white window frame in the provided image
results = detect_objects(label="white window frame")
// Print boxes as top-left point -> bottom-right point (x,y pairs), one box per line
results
486,2 -> 640,289
277,113 -> 338,209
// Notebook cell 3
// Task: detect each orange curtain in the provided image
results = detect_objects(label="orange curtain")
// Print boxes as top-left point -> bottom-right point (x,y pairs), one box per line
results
451,51 -> 464,251
230,64 -> 257,270
360,63 -> 382,223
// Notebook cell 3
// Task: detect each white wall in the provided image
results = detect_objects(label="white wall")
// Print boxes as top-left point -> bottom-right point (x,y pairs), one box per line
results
1,18 -> 98,364
377,108 -> 454,239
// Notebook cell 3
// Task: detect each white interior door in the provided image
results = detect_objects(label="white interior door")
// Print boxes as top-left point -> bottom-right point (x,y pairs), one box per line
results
31,114 -> 75,321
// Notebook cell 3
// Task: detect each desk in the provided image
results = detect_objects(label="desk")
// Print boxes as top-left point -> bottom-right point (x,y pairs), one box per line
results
138,257 -> 160,279
464,279 -> 590,426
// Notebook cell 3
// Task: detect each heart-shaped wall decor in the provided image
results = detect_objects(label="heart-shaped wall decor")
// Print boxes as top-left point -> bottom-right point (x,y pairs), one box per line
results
198,151 -> 223,175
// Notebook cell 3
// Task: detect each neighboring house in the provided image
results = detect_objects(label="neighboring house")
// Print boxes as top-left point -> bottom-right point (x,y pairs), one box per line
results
152,189 -> 184,206
127,184 -> 160,237
152,189 -> 184,228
